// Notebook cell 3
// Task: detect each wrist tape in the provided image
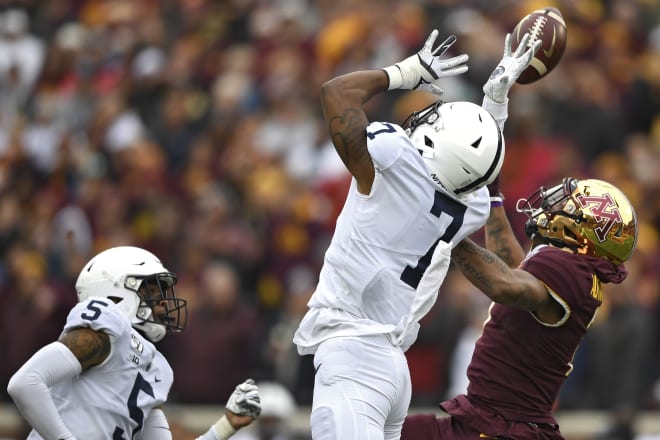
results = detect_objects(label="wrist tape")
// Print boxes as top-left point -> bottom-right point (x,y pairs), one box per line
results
211,416 -> 236,440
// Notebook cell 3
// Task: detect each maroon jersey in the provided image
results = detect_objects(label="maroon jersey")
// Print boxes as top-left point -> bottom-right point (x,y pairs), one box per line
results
445,245 -> 627,430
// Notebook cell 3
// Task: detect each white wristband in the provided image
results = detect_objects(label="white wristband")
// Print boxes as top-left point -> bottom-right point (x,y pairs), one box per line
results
382,65 -> 403,90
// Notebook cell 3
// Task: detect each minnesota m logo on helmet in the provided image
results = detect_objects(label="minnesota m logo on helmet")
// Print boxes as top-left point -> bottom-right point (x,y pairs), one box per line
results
576,193 -> 623,243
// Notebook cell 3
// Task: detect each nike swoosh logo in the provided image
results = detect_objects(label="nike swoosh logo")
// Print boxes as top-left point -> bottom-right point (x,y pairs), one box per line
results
543,29 -> 557,58
314,363 -> 322,374
155,377 -> 162,383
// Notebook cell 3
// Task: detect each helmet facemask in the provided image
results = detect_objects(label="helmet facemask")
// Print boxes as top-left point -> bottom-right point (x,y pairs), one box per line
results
127,273 -> 187,342
517,177 -> 638,264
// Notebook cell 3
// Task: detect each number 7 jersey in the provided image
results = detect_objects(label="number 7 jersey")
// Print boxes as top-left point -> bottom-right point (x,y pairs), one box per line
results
27,297 -> 173,440
294,122 -> 490,354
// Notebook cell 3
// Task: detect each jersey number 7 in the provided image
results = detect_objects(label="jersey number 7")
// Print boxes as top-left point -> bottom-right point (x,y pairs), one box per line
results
401,190 -> 466,289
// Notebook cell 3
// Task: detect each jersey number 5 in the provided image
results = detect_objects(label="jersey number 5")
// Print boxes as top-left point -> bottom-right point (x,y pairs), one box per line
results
81,299 -> 109,321
401,190 -> 466,289
113,372 -> 155,439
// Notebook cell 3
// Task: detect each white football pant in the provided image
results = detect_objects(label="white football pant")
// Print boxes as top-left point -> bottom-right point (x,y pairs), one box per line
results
310,335 -> 411,440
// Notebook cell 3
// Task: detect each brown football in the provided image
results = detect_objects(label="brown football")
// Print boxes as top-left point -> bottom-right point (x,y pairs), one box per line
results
511,7 -> 567,84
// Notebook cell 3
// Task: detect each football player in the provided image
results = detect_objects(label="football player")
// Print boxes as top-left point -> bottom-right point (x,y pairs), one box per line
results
7,246 -> 262,440
401,177 -> 638,439
292,30 -> 540,439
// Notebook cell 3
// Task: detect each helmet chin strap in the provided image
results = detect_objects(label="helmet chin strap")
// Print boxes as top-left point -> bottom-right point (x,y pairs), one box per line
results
525,219 -> 579,252
524,219 -> 538,239
134,302 -> 168,342
134,321 -> 166,342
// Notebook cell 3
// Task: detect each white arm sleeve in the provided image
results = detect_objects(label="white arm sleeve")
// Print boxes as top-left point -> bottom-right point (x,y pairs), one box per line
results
482,95 -> 508,131
139,409 -> 172,440
6,341 -> 82,440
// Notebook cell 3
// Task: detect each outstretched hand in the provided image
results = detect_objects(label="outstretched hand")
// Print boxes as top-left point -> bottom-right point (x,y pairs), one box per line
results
483,32 -> 541,103
383,30 -> 469,95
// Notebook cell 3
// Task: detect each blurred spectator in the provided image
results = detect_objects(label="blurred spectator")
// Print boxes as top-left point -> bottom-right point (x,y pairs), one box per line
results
0,243 -> 74,399
0,9 -> 45,108
160,259 -> 264,403
262,264 -> 316,405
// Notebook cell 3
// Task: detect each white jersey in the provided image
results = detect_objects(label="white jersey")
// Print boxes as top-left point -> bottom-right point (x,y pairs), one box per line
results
294,121 -> 490,354
27,296 -> 173,440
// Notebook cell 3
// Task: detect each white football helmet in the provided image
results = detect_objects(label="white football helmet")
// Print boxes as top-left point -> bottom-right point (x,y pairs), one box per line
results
75,246 -> 187,342
406,100 -> 504,195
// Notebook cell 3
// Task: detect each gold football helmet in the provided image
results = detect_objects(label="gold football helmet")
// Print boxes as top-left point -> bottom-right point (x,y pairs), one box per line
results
517,177 -> 638,265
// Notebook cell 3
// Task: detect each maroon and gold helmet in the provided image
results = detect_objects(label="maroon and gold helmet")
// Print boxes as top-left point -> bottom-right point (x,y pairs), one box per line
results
517,177 -> 638,265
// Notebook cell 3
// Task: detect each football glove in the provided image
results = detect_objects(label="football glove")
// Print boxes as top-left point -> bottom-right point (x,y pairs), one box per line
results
225,379 -> 261,418
483,32 -> 541,103
383,30 -> 469,95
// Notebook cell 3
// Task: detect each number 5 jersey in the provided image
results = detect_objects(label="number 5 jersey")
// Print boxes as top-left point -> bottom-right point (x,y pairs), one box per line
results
27,296 -> 173,440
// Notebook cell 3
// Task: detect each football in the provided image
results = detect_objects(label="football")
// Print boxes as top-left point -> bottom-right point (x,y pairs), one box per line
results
511,7 -> 567,84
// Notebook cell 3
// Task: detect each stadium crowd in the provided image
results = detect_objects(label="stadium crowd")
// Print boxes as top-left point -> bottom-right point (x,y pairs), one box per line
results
0,0 -> 658,438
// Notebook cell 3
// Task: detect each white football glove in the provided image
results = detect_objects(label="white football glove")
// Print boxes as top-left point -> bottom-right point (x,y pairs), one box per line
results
225,379 -> 261,418
383,30 -> 469,95
483,32 -> 542,103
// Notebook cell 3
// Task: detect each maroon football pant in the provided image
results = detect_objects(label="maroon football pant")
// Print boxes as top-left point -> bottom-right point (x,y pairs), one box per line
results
402,413 -> 489,439
402,414 -> 564,440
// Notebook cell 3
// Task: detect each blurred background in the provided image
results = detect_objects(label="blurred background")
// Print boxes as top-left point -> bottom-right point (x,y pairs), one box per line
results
0,0 -> 658,439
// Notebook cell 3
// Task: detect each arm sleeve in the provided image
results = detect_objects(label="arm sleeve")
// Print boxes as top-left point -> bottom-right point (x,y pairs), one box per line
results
481,95 -> 508,130
6,341 -> 82,440
139,409 -> 172,440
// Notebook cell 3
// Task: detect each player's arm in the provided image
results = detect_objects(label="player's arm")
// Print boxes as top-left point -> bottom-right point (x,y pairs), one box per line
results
7,341 -> 83,440
194,379 -> 262,440
137,380 -> 261,440
484,205 -> 527,268
452,238 -> 560,320
6,327 -> 110,440
320,70 -> 383,194
58,326 -> 111,369
321,30 -> 468,195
